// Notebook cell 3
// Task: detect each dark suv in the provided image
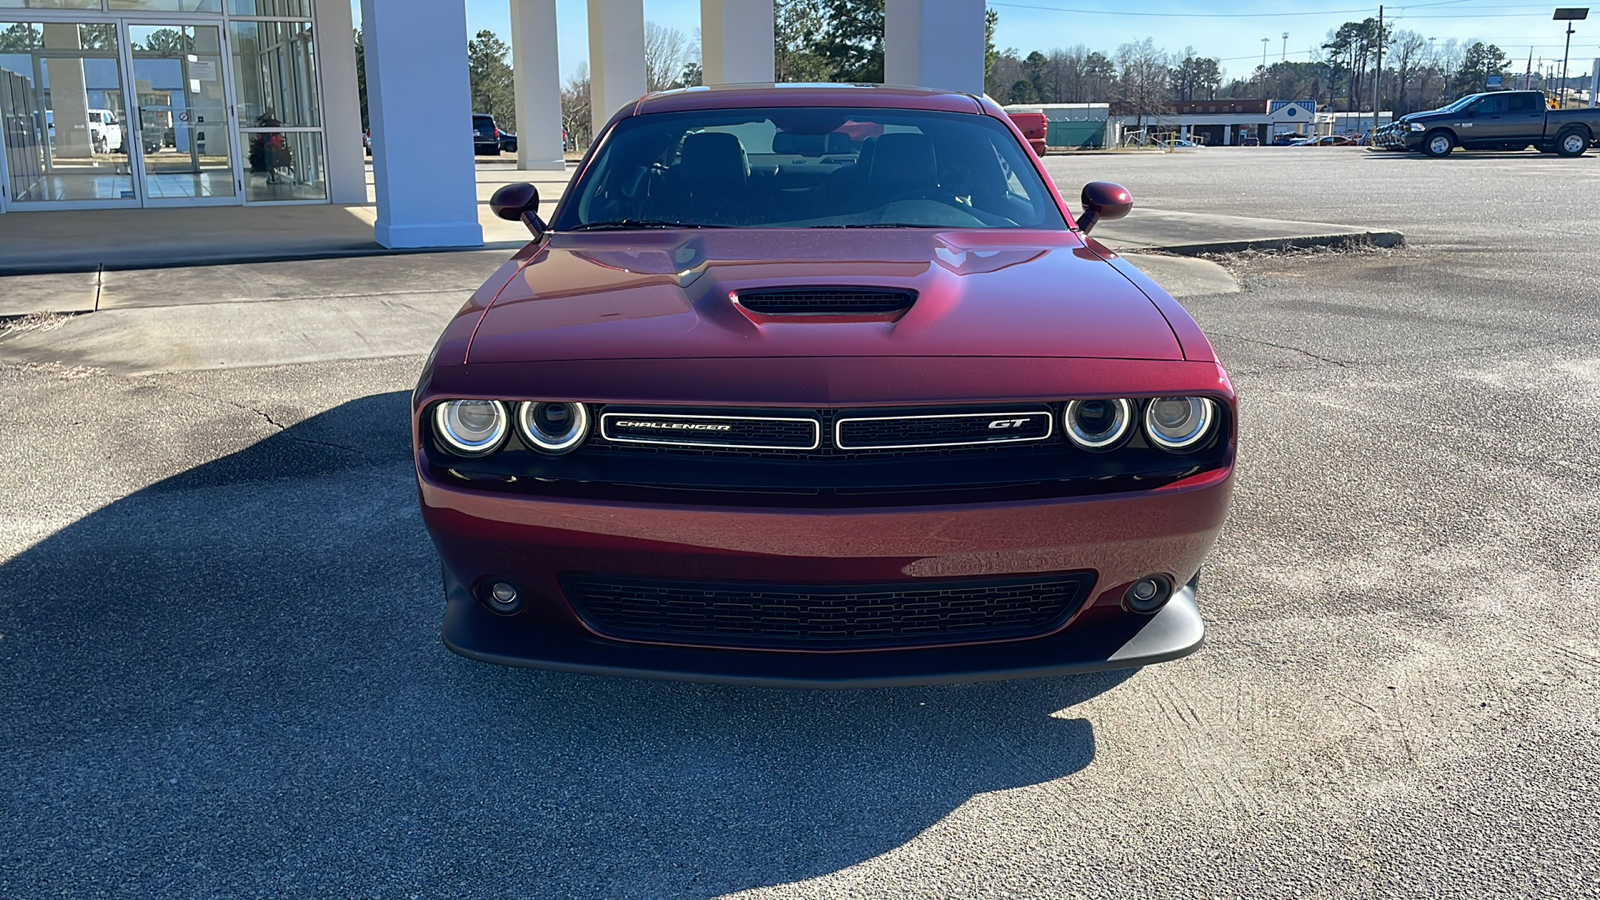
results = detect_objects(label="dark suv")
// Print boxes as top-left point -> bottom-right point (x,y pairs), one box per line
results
473,113 -> 503,155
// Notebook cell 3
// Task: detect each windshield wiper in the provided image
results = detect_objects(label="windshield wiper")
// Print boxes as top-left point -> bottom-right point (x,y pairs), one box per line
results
569,219 -> 728,231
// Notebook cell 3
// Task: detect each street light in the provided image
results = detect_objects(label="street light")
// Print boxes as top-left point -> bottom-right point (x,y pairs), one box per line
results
1261,37 -> 1269,92
1282,32 -> 1290,62
1555,7 -> 1590,108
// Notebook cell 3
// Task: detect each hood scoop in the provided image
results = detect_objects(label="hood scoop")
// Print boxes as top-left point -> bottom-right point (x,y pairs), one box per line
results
734,288 -> 917,317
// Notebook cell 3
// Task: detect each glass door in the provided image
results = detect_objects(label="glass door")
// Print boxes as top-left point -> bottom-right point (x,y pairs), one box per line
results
124,22 -> 238,204
0,20 -> 138,208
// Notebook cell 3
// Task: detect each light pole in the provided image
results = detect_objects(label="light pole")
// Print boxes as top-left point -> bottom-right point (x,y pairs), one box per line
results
1282,32 -> 1289,62
1554,8 -> 1590,108
1261,37 -> 1269,95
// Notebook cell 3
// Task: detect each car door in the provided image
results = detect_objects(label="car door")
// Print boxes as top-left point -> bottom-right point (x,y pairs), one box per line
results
1503,92 -> 1545,143
1463,93 -> 1508,146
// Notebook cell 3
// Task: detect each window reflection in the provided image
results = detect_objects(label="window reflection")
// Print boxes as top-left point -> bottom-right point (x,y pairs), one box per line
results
229,20 -> 318,127
245,129 -> 324,201
226,0 -> 313,14
0,19 -> 135,203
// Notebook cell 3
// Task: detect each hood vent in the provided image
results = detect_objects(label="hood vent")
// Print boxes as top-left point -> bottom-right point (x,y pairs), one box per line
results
735,288 -> 916,316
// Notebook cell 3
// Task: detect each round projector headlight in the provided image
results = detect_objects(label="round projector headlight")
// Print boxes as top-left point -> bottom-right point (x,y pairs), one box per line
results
1143,397 -> 1217,452
1063,398 -> 1133,451
433,399 -> 509,456
517,401 -> 590,454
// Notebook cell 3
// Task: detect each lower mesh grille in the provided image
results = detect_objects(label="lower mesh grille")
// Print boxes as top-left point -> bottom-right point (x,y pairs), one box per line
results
563,572 -> 1097,650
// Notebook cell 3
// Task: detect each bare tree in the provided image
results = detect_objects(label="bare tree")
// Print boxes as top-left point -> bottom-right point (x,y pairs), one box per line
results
1390,29 -> 1429,114
1115,37 -> 1171,130
561,61 -> 591,151
645,21 -> 694,92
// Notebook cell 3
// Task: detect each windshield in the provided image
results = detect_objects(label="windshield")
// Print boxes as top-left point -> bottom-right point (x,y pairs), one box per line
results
1436,94 -> 1481,114
555,107 -> 1069,231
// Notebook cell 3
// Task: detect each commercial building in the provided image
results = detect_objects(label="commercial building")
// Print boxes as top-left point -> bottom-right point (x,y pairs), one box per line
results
0,0 -> 990,250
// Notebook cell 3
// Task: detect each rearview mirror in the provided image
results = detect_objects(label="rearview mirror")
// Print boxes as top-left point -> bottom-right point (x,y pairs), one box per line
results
1076,182 -> 1133,235
489,182 -> 547,241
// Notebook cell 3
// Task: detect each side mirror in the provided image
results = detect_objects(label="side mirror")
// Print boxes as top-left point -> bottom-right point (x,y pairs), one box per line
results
1076,181 -> 1133,235
489,182 -> 547,240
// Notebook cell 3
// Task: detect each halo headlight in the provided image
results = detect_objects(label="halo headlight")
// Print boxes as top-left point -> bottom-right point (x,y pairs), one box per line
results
1143,397 -> 1217,452
1063,398 -> 1134,451
517,401 -> 590,454
433,399 -> 509,456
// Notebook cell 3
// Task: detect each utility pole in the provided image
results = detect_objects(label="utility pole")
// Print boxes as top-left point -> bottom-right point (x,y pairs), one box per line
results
1261,37 -> 1269,92
1373,6 -> 1384,138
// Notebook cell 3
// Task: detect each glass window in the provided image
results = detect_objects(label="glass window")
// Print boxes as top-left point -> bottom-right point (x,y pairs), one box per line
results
227,0 -> 313,15
107,0 -> 223,11
229,20 -> 319,127
0,0 -> 101,8
558,107 -> 1068,231
0,20 -> 135,204
244,129 -> 324,201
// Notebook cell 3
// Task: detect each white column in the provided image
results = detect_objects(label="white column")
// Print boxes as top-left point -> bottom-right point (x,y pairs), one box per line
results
512,0 -> 565,170
359,0 -> 481,248
587,0 -> 646,140
1590,59 -> 1598,108
316,0 -> 366,203
701,0 -> 774,85
884,0 -> 985,95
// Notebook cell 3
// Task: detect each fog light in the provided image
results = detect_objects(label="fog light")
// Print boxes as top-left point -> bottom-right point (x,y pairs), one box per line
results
483,581 -> 522,614
1124,575 -> 1172,614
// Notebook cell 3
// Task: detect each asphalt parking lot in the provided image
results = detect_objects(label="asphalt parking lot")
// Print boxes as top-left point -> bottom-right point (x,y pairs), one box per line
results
3,147 -> 1599,898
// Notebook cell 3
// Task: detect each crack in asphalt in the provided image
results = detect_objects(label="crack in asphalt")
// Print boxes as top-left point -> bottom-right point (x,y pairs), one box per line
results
1208,332 -> 1356,368
172,388 -> 371,459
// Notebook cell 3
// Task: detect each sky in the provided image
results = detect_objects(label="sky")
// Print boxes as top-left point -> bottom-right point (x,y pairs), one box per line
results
356,1 -> 1600,84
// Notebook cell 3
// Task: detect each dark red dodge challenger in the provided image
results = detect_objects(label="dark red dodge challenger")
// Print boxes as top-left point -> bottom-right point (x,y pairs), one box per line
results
414,84 -> 1236,687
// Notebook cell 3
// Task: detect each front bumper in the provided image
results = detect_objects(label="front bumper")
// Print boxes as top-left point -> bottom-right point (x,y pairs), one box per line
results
420,463 -> 1232,687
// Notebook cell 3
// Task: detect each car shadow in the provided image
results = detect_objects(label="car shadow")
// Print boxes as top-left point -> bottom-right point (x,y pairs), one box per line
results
0,391 -> 1132,898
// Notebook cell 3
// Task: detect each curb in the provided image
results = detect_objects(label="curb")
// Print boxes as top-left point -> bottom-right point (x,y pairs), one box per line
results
1125,230 -> 1405,257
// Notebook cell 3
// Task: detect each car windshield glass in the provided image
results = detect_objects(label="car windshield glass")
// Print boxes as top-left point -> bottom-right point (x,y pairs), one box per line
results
556,106 -> 1068,231
1436,95 -> 1479,114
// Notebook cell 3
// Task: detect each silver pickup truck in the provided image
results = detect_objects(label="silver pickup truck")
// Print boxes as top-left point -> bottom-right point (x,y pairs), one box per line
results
1373,90 -> 1600,157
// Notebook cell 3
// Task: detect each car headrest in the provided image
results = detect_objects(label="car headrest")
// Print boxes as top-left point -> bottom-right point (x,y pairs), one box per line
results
825,132 -> 851,154
679,132 -> 748,185
867,133 -> 937,192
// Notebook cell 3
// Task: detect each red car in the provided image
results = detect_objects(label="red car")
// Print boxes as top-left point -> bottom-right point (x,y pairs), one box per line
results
414,83 -> 1236,687
1006,111 -> 1049,156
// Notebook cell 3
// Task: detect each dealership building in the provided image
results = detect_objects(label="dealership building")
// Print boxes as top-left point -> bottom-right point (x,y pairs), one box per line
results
0,0 -> 988,249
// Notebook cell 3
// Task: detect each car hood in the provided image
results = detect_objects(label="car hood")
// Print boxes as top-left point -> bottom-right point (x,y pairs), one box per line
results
466,229 -> 1183,363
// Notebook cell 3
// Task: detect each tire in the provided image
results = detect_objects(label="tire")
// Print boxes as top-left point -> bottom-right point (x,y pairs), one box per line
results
1556,127 -> 1589,158
1421,130 -> 1454,157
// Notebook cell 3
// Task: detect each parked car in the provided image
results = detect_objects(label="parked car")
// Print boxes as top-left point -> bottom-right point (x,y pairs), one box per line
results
1373,89 -> 1600,156
1239,134 -> 1261,146
415,84 -> 1237,686
499,130 -> 517,154
1005,111 -> 1048,156
473,113 -> 504,155
1270,133 -> 1301,146
85,109 -> 124,154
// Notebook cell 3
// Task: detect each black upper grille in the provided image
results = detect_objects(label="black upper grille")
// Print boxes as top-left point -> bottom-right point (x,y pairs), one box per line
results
601,412 -> 818,450
837,410 -> 1053,449
563,572 -> 1097,650
736,288 -> 915,315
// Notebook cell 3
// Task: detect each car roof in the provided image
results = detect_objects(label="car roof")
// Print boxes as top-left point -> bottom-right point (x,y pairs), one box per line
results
630,82 -> 986,117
